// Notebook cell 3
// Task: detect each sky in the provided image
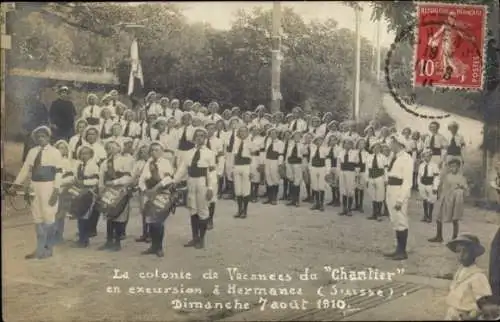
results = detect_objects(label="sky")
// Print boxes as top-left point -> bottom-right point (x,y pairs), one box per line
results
176,1 -> 395,48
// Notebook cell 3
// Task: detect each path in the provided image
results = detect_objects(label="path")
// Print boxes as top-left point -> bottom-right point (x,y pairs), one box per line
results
3,188 -> 497,321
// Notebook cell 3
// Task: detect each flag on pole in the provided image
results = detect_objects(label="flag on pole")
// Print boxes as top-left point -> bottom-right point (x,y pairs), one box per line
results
128,39 -> 144,103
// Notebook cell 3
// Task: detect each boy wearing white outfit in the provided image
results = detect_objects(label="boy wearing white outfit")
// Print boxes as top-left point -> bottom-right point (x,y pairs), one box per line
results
173,129 -> 216,250
286,131 -> 305,207
309,135 -> 331,211
418,149 -> 441,223
206,122 -> 224,228
232,125 -> 255,218
262,128 -> 284,205
249,125 -> 265,202
223,117 -> 240,198
10,126 -> 62,259
365,141 -> 388,221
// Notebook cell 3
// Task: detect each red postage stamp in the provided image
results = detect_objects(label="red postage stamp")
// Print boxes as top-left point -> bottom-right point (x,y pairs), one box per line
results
413,2 -> 487,90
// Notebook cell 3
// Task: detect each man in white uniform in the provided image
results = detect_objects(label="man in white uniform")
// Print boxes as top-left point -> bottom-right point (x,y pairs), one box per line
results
384,134 -> 414,260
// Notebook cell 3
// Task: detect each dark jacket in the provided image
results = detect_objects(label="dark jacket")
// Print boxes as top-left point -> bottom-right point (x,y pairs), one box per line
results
49,98 -> 76,139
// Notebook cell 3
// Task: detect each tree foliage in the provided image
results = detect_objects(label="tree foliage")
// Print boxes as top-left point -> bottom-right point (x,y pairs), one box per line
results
9,3 -> 381,119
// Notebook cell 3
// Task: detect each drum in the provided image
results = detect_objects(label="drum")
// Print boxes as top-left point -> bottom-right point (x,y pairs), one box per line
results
56,188 -> 73,219
98,186 -> 131,220
68,186 -> 95,219
144,189 -> 179,223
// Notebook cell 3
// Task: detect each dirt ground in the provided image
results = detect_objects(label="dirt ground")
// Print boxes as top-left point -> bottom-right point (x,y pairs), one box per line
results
3,143 -> 499,322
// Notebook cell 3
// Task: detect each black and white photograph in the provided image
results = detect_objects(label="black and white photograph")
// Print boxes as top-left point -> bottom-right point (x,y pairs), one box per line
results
1,1 -> 499,321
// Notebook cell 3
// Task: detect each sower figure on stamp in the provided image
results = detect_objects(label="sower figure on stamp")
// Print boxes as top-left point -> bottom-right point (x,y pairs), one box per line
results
384,134 -> 413,261
233,125 -> 255,219
365,141 -> 388,221
138,141 -> 175,257
97,140 -> 133,252
10,126 -> 62,259
174,128 -> 216,249
418,149 -> 440,223
286,131 -> 305,207
206,121 -> 224,228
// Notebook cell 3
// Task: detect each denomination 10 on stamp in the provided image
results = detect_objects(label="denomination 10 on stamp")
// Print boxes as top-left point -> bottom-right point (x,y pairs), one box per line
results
413,2 -> 487,90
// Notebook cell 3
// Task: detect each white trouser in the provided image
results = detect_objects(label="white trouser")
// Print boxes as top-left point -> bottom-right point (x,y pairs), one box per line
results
225,153 -> 235,180
265,159 -> 280,186
233,165 -> 251,196
32,181 -> 58,224
419,184 -> 437,203
209,171 -> 218,203
286,163 -> 303,186
367,176 -> 386,202
339,171 -> 356,196
386,186 -> 409,231
309,166 -> 327,191
216,156 -> 225,177
187,177 -> 209,219
250,156 -> 261,183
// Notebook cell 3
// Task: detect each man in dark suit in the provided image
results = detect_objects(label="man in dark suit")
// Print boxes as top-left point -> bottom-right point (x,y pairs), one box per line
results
49,86 -> 76,142
22,89 -> 49,161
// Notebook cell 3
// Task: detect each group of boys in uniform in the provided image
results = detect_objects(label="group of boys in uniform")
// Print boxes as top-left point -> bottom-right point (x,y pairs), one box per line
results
10,88 -> 467,262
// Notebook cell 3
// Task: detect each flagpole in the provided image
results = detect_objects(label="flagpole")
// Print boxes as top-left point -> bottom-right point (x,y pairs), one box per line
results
123,23 -> 145,109
271,1 -> 282,113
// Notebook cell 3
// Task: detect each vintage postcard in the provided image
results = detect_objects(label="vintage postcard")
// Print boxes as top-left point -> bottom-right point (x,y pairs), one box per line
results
1,1 -> 499,322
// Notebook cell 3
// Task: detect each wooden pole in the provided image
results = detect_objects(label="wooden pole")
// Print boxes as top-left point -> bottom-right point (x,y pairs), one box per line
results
1,3 -> 13,180
271,1 -> 281,113
353,7 -> 361,120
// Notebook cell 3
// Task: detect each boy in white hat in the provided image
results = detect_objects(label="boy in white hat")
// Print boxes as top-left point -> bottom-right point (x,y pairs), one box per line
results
10,126 -> 63,259
418,149 -> 441,223
383,134 -> 413,260
223,116 -> 241,199
70,144 -> 100,248
309,135 -> 330,211
365,140 -> 388,221
232,125 -> 255,218
262,128 -> 284,205
338,137 -> 360,216
173,128 -> 216,249
97,139 -> 133,251
285,131 -> 305,207
249,125 -> 265,202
